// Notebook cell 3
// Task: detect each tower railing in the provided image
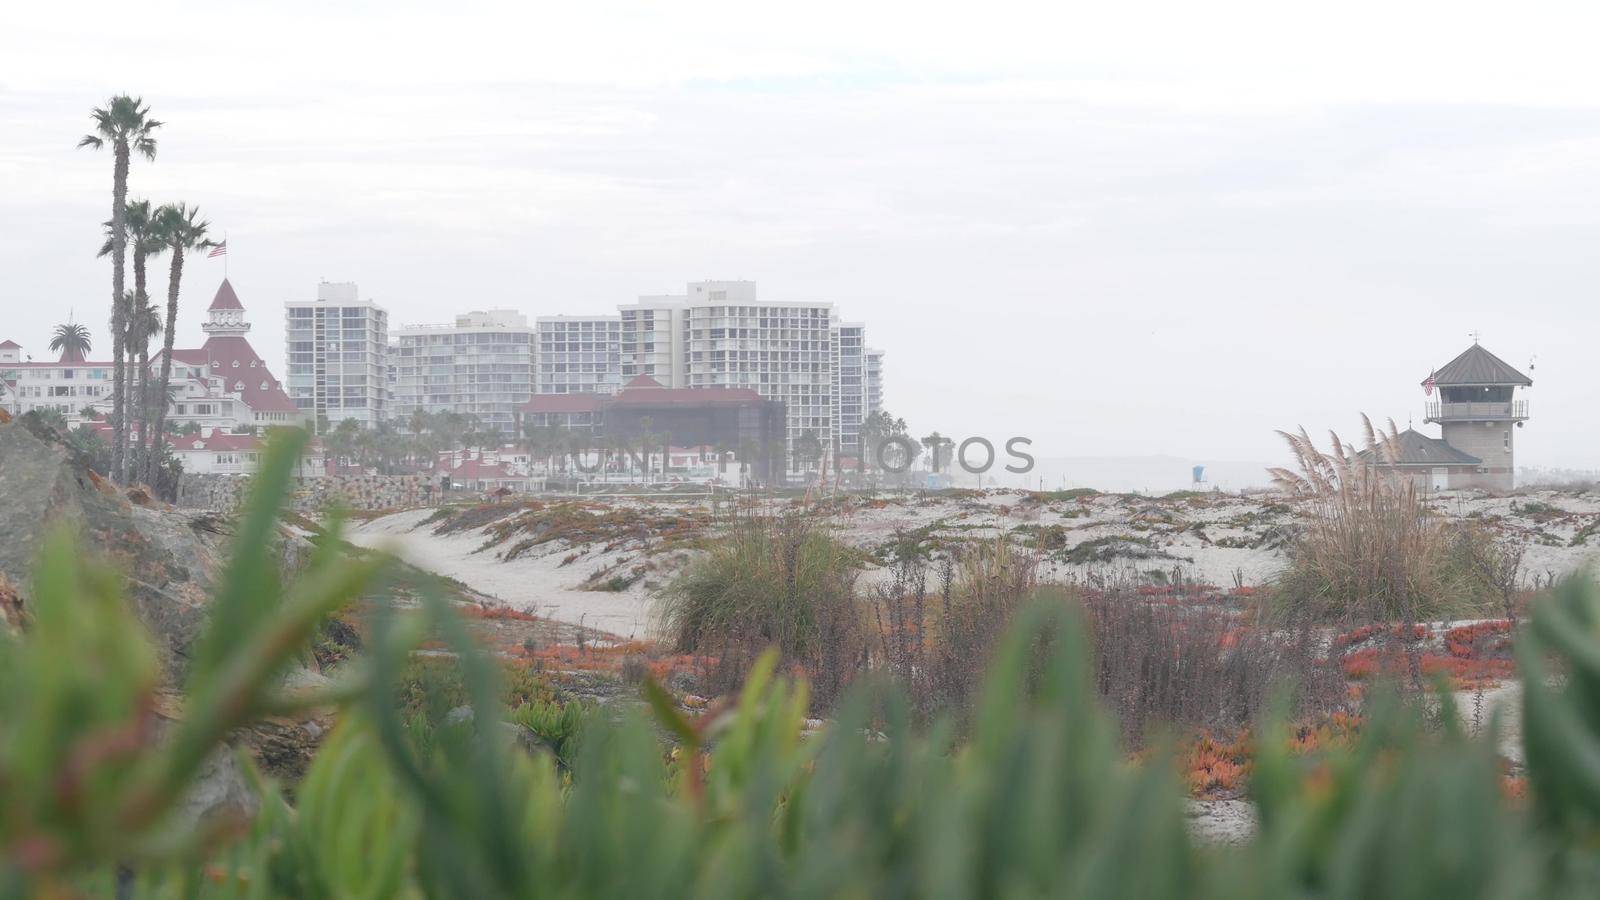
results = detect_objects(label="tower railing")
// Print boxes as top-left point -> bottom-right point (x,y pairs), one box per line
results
1424,399 -> 1528,422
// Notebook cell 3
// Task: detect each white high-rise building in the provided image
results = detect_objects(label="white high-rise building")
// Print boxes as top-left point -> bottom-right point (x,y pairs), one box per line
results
613,280 -> 885,478
865,348 -> 885,419
392,309 -> 534,436
679,282 -> 837,475
535,315 -> 621,395
832,323 -> 867,457
618,296 -> 691,387
284,281 -> 390,432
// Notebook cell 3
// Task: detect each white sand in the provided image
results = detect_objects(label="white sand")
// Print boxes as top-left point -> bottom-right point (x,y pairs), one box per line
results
346,487 -> 1600,641
349,508 -> 657,640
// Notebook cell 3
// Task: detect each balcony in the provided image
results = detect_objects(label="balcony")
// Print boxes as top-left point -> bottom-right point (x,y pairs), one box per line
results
1424,399 -> 1528,423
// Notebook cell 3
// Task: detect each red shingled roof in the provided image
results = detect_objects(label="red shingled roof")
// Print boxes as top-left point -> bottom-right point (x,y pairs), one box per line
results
610,384 -> 768,407
175,431 -> 263,453
0,340 -> 20,349
521,393 -> 603,413
1,359 -> 115,369
450,458 -> 525,481
208,279 -> 244,311
195,336 -> 298,413
150,282 -> 298,415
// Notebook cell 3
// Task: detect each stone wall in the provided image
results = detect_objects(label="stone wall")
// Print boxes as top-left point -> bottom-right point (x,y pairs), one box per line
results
178,473 -> 436,514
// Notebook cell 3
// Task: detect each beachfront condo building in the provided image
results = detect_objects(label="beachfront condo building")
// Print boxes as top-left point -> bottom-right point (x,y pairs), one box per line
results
611,280 -> 885,477
534,315 -> 621,395
619,295 -> 692,387
392,309 -> 535,437
833,323 -> 867,458
618,281 -> 845,476
284,281 -> 390,433
866,347 -> 885,419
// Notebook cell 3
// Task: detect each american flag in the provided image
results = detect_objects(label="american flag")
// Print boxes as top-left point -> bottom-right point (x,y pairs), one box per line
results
208,241 -> 228,259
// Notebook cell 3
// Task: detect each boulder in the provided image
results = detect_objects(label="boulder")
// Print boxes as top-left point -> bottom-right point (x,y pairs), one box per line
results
0,420 -> 333,792
0,421 -> 220,667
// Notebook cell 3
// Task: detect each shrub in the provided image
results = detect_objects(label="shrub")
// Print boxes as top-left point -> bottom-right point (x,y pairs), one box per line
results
509,698 -> 586,772
397,654 -> 558,721
17,424 -> 1600,897
659,514 -> 866,706
871,538 -> 1046,720
1084,591 -> 1343,744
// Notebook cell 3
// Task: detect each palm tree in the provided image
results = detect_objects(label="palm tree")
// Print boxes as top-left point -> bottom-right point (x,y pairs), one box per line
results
550,426 -> 575,474
79,95 -> 161,483
98,199 -> 161,308
524,424 -> 548,473
49,322 -> 93,362
143,203 -> 213,486
98,201 -> 161,464
126,299 -> 162,459
28,408 -> 69,434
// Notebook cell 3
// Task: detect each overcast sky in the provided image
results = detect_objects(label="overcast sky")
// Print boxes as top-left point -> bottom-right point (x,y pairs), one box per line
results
4,0 -> 1598,475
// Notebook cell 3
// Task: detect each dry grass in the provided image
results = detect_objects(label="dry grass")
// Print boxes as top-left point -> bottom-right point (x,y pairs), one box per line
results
1083,589 -> 1343,745
1269,416 -> 1481,624
868,537 -> 1342,739
871,538 -> 1042,720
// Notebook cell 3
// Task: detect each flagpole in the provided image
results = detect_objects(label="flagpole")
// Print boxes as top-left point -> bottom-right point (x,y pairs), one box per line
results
224,231 -> 229,279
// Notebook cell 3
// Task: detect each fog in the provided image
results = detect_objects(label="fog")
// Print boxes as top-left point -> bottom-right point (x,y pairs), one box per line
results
4,0 -> 1599,471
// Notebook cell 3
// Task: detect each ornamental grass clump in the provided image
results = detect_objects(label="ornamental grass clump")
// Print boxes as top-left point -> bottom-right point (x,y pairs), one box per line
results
660,514 -> 867,706
1269,416 -> 1478,624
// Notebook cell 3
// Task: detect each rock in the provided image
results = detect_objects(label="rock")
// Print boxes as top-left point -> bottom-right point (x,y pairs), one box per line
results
0,420 -> 334,790
0,421 -> 218,668
239,715 -> 333,782
177,745 -> 260,826
1186,799 -> 1257,845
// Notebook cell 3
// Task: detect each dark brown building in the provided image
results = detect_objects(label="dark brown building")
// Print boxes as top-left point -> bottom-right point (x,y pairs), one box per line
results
517,375 -> 787,485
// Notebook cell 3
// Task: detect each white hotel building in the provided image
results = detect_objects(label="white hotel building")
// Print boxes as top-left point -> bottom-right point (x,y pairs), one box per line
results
284,282 -> 390,433
2,280 -> 300,433
534,315 -> 621,395
865,348 -> 885,421
391,309 -> 534,436
0,340 -> 113,420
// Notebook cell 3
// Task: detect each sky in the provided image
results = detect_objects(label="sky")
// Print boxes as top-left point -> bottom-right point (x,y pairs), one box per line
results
4,0 -> 1599,477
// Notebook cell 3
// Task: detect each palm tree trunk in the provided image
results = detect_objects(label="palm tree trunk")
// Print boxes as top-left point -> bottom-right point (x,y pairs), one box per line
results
108,147 -> 131,483
133,348 -> 152,480
147,250 -> 183,486
130,251 -> 147,475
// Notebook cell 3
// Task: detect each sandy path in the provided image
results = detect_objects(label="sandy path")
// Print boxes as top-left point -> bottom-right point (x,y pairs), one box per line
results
348,508 -> 657,640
